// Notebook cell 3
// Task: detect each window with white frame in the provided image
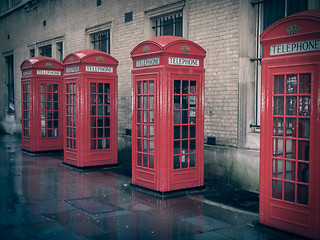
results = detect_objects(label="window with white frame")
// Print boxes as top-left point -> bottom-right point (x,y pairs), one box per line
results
39,44 -> 52,57
91,30 -> 110,54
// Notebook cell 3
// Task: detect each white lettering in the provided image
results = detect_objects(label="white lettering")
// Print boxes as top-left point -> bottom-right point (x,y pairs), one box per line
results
66,66 -> 79,73
85,66 -> 113,73
37,70 -> 61,75
168,57 -> 200,66
136,57 -> 160,67
270,39 -> 320,55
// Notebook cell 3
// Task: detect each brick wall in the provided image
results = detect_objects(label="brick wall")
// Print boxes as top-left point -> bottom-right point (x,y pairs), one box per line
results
0,0 -> 241,146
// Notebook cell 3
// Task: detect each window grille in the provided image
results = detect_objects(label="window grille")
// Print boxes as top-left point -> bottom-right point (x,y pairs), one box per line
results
39,45 -> 52,57
152,12 -> 183,37
91,30 -> 110,54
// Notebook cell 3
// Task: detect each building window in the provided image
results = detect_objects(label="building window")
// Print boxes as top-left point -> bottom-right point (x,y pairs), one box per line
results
39,44 -> 52,57
263,0 -> 308,30
91,30 -> 110,54
152,11 -> 183,37
30,49 -> 35,58
56,42 -> 63,62
5,55 -> 14,114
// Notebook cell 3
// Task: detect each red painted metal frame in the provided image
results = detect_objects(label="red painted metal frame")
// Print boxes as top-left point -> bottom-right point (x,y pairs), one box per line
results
260,10 -> 320,239
62,50 -> 118,167
131,36 -> 206,192
20,57 -> 64,152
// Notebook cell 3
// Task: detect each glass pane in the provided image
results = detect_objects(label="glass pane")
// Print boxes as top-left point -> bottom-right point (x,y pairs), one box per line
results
286,97 -> 297,116
143,125 -> 148,137
104,83 -> 110,93
137,125 -> 142,137
272,179 -> 282,200
272,159 -> 283,179
190,96 -> 196,109
41,85 -> 46,92
149,141 -> 154,154
98,83 -> 103,93
174,111 -> 180,124
274,75 -> 284,94
273,97 -> 284,115
298,140 -> 310,161
182,96 -> 188,109
174,156 -> 180,169
182,140 -> 188,153
41,93 -> 46,101
105,117 -> 110,127
273,138 -> 283,157
174,126 -> 180,139
190,154 -> 196,167
181,154 -> 188,168
174,141 -> 180,154
297,184 -> 308,205
285,139 -> 296,159
182,111 -> 188,124
149,126 -> 154,139
90,83 -> 96,93
105,128 -> 110,138
98,128 -> 103,138
298,118 -> 310,139
143,111 -> 148,123
137,81 -> 142,94
286,74 -> 297,94
143,96 -> 148,109
143,140 -> 148,153
149,155 -> 154,169
149,81 -> 154,94
190,81 -> 196,94
299,73 -> 311,94
285,118 -> 296,137
137,153 -> 142,166
174,96 -> 181,109
285,160 -> 295,181
143,154 -> 148,167
174,80 -> 181,94
182,81 -> 188,94
143,81 -> 148,94
273,117 -> 283,136
284,182 -> 295,202
105,95 -> 110,104
298,163 -> 309,183
149,96 -> 154,109
137,111 -> 142,123
299,97 -> 310,116
98,117 -> 103,127
105,106 -> 110,115
149,111 -> 154,123
182,126 -> 188,139
190,140 -> 196,152
137,139 -> 142,152
190,125 -> 196,138
137,96 -> 142,109
53,93 -> 58,101
190,111 -> 196,124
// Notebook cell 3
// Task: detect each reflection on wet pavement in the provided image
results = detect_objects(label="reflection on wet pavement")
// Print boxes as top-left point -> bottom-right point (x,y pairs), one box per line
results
0,134 -> 307,240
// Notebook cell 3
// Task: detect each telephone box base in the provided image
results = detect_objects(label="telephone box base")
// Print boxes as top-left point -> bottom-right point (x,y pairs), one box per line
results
61,162 -> 119,173
21,149 -> 63,157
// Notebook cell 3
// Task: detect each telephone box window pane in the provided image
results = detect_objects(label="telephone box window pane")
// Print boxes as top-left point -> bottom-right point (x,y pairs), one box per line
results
174,111 -> 180,124
273,117 -> 283,136
174,141 -> 180,154
149,126 -> 154,139
285,118 -> 296,137
285,160 -> 295,181
149,156 -> 154,169
190,154 -> 196,167
285,139 -> 296,159
182,140 -> 188,153
149,141 -> 154,154
105,106 -> 110,115
190,140 -> 196,152
174,156 -> 180,169
286,97 -> 297,116
297,184 -> 308,205
105,128 -> 110,138
143,111 -> 148,123
299,97 -> 310,116
273,138 -> 283,157
284,182 -> 295,202
272,176 -> 282,199
143,96 -> 148,109
274,75 -> 284,94
137,111 -> 142,123
298,119 -> 310,139
299,74 -> 311,94
90,83 -> 96,93
149,111 -> 154,123
182,96 -> 188,109
143,81 -> 148,94
137,153 -> 142,166
137,81 -> 142,94
174,126 -> 180,139
273,97 -> 284,115
286,74 -> 297,94
190,81 -> 196,94
149,81 -> 154,94
174,96 -> 181,109
143,125 -> 148,137
182,126 -> 188,139
105,95 -> 110,104
98,83 -> 103,93
182,111 -> 188,124
137,125 -> 142,137
182,81 -> 188,94
149,96 -> 154,109
137,139 -> 142,152
190,96 -> 196,109
41,94 -> 46,101
143,140 -> 148,153
190,125 -> 196,138
298,163 -> 309,183
181,155 -> 188,168
298,140 -> 310,161
143,154 -> 148,167
174,80 -> 181,94
273,159 -> 283,179
104,83 -> 110,93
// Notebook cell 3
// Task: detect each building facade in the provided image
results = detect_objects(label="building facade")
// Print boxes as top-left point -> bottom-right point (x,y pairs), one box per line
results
1,0 -> 319,191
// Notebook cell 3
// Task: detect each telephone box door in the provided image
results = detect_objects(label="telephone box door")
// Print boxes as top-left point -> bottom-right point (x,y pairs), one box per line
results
261,64 -> 319,238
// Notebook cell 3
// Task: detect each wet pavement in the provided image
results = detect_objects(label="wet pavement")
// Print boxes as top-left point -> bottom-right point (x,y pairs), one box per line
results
0,134 -> 310,240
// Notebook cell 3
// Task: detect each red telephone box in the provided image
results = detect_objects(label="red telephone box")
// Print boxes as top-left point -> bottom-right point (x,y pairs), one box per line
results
20,57 -> 63,152
62,50 -> 118,168
130,36 -> 206,192
260,10 -> 320,239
